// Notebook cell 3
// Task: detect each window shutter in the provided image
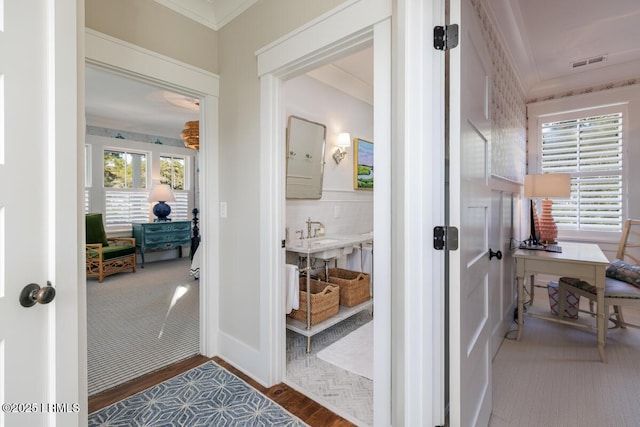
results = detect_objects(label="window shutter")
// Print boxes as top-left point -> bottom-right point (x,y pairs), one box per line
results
541,113 -> 622,231
105,190 -> 150,226
168,191 -> 189,221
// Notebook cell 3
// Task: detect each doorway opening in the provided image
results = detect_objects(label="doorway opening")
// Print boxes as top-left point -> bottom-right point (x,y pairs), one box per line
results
84,30 -> 220,398
256,10 -> 392,426
282,45 -> 375,426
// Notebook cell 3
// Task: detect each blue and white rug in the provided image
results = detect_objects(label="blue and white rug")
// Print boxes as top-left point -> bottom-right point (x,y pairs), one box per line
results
89,361 -> 308,426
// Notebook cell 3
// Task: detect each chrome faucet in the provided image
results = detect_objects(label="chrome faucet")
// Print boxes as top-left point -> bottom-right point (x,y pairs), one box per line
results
306,217 -> 324,239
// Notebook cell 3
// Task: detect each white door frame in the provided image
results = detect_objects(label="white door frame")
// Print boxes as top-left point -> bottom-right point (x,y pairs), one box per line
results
84,29 -> 221,357
256,0 -> 392,424
391,0 -> 446,424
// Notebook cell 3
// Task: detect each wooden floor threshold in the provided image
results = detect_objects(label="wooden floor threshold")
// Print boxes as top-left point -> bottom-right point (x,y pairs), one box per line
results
88,355 -> 355,427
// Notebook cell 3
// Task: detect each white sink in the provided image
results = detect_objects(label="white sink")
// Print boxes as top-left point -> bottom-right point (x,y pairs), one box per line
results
286,234 -> 372,259
311,238 -> 341,245
308,238 -> 344,259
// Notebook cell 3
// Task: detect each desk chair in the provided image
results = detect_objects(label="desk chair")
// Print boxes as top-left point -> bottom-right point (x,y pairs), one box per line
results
559,219 -> 640,334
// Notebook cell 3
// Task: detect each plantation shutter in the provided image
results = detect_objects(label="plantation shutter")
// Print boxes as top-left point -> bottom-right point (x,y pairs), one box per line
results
170,191 -> 190,221
105,190 -> 150,226
540,112 -> 623,231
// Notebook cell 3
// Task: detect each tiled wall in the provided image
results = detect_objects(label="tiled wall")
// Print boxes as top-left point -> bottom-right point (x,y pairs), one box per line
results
286,189 -> 373,242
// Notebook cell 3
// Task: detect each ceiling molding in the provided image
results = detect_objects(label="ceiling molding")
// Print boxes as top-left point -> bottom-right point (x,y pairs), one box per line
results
483,0 -> 640,100
154,0 -> 258,30
527,59 -> 640,101
482,0 -> 535,94
307,63 -> 373,105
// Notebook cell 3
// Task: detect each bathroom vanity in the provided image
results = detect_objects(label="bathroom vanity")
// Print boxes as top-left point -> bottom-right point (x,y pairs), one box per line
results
286,233 -> 373,352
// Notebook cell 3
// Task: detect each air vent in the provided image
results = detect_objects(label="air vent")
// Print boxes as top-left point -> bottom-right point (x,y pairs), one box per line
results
572,55 -> 607,69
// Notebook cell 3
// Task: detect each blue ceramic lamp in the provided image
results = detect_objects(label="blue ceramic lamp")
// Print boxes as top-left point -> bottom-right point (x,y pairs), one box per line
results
149,184 -> 176,222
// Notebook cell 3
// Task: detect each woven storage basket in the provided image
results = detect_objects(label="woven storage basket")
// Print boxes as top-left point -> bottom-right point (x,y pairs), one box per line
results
318,268 -> 371,307
288,277 -> 340,325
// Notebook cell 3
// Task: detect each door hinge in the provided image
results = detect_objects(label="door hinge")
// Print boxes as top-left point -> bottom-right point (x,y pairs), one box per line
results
434,24 -> 459,51
433,226 -> 459,251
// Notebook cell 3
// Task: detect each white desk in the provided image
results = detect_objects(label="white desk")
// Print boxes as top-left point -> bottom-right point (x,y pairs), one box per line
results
514,243 -> 609,362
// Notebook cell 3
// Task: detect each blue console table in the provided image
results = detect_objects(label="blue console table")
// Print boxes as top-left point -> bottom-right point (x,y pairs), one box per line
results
132,221 -> 191,266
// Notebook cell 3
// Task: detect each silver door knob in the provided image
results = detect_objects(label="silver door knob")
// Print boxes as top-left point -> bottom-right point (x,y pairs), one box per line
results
19,281 -> 56,307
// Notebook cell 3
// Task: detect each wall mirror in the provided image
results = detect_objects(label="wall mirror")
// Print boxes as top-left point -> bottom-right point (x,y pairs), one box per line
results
286,115 -> 326,199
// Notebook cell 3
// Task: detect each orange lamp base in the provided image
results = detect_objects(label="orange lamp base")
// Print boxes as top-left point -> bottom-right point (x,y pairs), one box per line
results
538,199 -> 558,244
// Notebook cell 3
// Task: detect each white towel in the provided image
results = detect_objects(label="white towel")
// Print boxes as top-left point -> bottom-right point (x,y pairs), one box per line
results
361,246 -> 373,277
347,247 -> 362,271
285,264 -> 299,314
346,246 -> 373,276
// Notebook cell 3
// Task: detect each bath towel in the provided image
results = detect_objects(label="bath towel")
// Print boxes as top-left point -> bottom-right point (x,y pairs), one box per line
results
346,245 -> 373,276
285,264 -> 299,314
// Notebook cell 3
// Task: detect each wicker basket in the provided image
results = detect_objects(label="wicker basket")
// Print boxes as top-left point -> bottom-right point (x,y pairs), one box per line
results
318,268 -> 371,307
288,278 -> 340,325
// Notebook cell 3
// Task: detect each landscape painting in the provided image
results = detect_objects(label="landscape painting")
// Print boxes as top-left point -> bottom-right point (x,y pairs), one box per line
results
354,138 -> 373,190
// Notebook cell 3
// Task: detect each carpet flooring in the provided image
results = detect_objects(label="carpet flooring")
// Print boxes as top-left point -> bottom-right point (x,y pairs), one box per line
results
491,286 -> 640,427
87,258 -> 199,396
89,361 -> 308,426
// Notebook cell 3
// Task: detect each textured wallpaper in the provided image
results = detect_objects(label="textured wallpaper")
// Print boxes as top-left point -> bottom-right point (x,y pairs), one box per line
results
472,0 -> 527,183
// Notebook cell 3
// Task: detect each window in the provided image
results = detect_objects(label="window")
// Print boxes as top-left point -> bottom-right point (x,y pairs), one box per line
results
104,150 -> 147,189
103,149 -> 149,226
159,155 -> 189,221
540,111 -> 623,232
160,155 -> 185,190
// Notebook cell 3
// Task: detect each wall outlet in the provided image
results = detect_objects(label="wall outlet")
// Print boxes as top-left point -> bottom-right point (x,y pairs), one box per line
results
220,202 -> 228,218
334,205 -> 341,218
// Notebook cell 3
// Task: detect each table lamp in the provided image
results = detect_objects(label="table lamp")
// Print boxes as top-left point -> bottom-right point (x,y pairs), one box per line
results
524,173 -> 571,244
149,184 -> 176,222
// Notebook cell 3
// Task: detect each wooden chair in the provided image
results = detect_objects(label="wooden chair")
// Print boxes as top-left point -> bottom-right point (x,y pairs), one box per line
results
559,219 -> 640,334
86,213 -> 136,282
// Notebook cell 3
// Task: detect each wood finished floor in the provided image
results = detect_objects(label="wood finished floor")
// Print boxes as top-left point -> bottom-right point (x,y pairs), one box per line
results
88,355 -> 355,427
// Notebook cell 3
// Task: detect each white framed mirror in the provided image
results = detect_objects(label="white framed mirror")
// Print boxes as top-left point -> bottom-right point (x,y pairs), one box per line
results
286,115 -> 326,199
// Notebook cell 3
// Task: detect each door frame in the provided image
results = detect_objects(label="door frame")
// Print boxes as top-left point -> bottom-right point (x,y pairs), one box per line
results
84,29 -> 221,357
256,0 -> 393,424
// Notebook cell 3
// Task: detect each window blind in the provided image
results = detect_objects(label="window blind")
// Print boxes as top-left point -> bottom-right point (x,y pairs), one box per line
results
541,112 -> 622,231
105,189 -> 190,227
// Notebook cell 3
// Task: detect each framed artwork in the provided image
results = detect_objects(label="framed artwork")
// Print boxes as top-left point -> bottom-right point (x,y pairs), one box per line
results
353,138 -> 373,190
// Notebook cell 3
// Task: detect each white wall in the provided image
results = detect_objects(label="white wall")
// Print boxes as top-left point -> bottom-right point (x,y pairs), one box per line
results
284,74 -> 374,239
216,0 -> 347,379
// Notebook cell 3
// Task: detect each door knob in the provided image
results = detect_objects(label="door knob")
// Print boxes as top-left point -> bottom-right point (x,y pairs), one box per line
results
19,281 -> 56,307
489,248 -> 502,260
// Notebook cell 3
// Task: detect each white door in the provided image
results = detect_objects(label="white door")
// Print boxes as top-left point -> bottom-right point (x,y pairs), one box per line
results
0,2 -> 80,426
448,0 -> 493,424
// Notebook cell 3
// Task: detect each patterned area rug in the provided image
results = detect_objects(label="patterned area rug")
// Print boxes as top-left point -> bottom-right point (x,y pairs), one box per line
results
89,361 -> 308,427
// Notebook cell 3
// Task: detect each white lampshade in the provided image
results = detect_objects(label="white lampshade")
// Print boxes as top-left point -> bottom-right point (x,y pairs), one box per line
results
148,184 -> 176,203
337,132 -> 351,148
524,173 -> 571,198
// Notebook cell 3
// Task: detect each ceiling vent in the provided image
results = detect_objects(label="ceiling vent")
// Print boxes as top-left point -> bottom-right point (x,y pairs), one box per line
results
572,55 -> 607,69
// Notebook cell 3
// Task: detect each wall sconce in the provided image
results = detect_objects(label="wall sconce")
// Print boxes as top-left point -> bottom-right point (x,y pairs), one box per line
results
333,132 -> 351,164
